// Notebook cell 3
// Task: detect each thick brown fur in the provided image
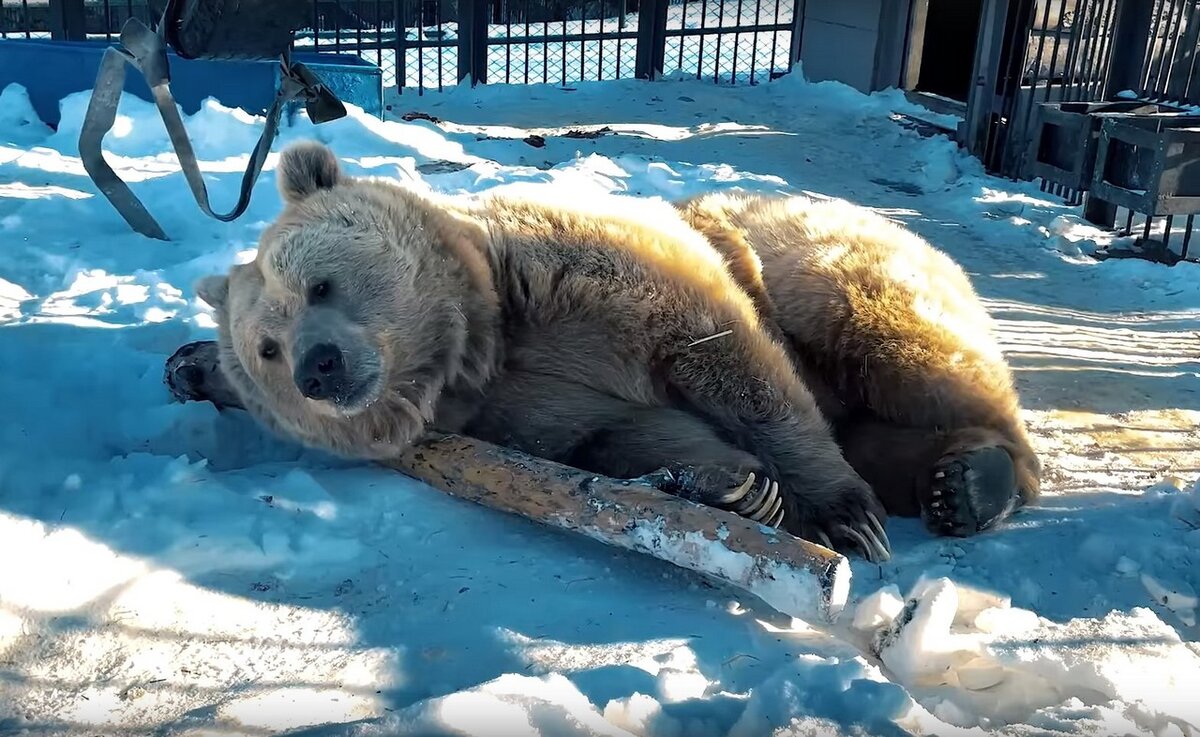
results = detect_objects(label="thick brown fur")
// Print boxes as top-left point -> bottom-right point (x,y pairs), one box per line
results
196,141 -> 892,560
676,191 -> 1041,533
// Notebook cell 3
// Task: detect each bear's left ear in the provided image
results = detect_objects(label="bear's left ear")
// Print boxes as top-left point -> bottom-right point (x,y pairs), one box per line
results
277,140 -> 342,204
196,274 -> 229,312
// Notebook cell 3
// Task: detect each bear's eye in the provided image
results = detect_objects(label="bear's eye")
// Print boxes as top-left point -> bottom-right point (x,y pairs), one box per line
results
308,280 -> 332,304
259,338 -> 280,361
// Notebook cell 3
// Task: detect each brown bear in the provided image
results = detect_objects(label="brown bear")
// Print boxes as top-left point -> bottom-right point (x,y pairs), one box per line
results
193,141 -> 892,562
676,192 -> 1041,537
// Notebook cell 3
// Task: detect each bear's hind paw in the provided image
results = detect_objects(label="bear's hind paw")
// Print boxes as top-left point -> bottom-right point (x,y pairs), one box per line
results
924,446 -> 1020,537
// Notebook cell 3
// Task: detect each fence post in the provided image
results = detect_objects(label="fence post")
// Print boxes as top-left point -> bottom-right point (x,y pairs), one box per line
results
789,0 -> 805,68
48,0 -> 87,41
457,0 -> 489,85
634,0 -> 667,80
1105,0 -> 1153,98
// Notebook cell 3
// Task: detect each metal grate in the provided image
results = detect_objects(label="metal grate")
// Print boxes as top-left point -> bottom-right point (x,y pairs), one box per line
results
980,0 -> 1122,194
1,0 -> 801,94
485,0 -> 640,85
663,0 -> 796,84
963,0 -> 1200,261
1136,0 -> 1200,105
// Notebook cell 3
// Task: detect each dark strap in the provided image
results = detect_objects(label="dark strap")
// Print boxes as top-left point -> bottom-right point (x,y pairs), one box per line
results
79,18 -> 346,241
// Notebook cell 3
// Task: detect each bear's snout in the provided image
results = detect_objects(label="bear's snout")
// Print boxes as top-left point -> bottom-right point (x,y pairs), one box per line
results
295,342 -> 347,401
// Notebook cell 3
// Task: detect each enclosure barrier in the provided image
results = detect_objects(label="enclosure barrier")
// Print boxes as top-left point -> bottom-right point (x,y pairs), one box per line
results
0,0 -> 804,93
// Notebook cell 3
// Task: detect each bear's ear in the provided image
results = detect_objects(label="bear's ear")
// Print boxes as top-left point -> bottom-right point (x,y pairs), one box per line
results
195,274 -> 229,312
277,140 -> 342,204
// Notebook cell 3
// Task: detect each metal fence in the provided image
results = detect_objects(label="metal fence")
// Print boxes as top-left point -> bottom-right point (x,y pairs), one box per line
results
965,0 -> 1200,261
0,0 -> 801,93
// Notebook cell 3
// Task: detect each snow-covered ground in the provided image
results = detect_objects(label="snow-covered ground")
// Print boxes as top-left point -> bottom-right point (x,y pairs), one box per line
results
1,64 -> 1199,736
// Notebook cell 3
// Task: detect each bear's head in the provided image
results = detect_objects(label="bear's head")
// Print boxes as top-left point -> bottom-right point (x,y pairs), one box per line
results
195,141 -> 500,460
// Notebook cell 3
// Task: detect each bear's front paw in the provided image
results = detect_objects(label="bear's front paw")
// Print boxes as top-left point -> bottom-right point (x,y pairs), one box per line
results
709,472 -> 785,527
634,468 -> 785,528
789,482 -> 892,563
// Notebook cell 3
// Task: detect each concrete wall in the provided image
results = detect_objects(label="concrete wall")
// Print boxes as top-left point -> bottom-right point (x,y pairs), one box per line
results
797,0 -> 910,94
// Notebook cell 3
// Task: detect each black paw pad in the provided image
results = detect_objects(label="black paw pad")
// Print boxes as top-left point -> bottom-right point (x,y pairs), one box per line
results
924,446 -> 1019,537
164,340 -> 243,409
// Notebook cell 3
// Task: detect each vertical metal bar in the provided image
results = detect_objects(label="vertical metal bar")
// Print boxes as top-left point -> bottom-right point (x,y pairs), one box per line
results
677,0 -> 686,71
1142,214 -> 1154,240
772,0 -> 782,74
395,0 -> 406,92
506,0 -> 513,84
987,0 -> 1038,174
581,0 -> 587,81
598,0 -> 605,80
542,0 -> 548,85
1160,0 -> 1191,97
356,0 -> 365,62
1058,0 -> 1085,97
1167,0 -> 1199,100
1042,0 -> 1070,101
104,0 -> 112,40
749,0 -> 762,83
731,0 -> 744,83
436,0 -> 444,91
561,0 -> 567,84
417,5 -> 426,92
1104,0 -> 1153,96
522,0 -> 530,85
1124,208 -> 1134,234
1150,0 -> 1185,96
618,0 -> 626,77
1071,0 -> 1102,101
375,0 -> 383,72
1182,3 -> 1200,101
1182,214 -> 1194,258
313,0 -> 321,52
1011,0 -> 1054,175
23,0 -> 32,38
713,0 -> 724,83
697,0 -> 708,78
1143,0 -> 1170,91
1091,0 -> 1120,99
1164,214 -> 1174,248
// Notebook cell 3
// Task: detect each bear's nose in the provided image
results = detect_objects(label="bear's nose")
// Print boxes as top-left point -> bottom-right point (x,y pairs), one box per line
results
295,343 -> 346,401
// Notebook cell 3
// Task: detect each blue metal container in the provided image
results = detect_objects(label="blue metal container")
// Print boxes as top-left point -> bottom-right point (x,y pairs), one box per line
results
0,38 -> 383,128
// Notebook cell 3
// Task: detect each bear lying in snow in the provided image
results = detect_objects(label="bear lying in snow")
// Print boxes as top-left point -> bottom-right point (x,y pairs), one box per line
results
194,141 -> 892,561
677,193 -> 1041,536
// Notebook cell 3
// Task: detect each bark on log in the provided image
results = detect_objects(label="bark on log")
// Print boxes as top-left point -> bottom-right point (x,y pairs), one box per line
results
166,340 -> 851,623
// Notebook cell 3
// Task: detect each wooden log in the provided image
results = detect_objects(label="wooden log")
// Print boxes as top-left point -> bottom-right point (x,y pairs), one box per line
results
166,341 -> 852,623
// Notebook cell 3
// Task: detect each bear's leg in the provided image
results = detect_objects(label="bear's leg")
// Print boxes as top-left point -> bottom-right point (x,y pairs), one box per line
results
564,405 -> 790,528
460,373 -> 790,529
837,417 -> 1028,537
665,336 -> 891,561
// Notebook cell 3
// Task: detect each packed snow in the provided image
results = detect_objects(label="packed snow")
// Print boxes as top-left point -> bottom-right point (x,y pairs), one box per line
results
1,58 -> 1199,736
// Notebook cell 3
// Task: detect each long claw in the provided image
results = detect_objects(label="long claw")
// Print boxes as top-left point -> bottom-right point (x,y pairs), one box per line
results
714,473 -> 755,505
867,512 -> 892,555
858,521 -> 891,562
760,484 -> 783,526
836,524 -> 885,563
816,531 -> 834,550
740,476 -> 772,518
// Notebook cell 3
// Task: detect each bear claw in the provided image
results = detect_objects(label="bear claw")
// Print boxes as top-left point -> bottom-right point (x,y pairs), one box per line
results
923,446 -> 1019,537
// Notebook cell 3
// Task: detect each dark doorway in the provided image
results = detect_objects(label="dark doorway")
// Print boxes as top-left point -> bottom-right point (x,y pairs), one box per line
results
909,0 -> 985,102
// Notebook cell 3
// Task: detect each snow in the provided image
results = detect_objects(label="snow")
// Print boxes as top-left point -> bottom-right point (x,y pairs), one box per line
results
1,56 -> 1199,736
